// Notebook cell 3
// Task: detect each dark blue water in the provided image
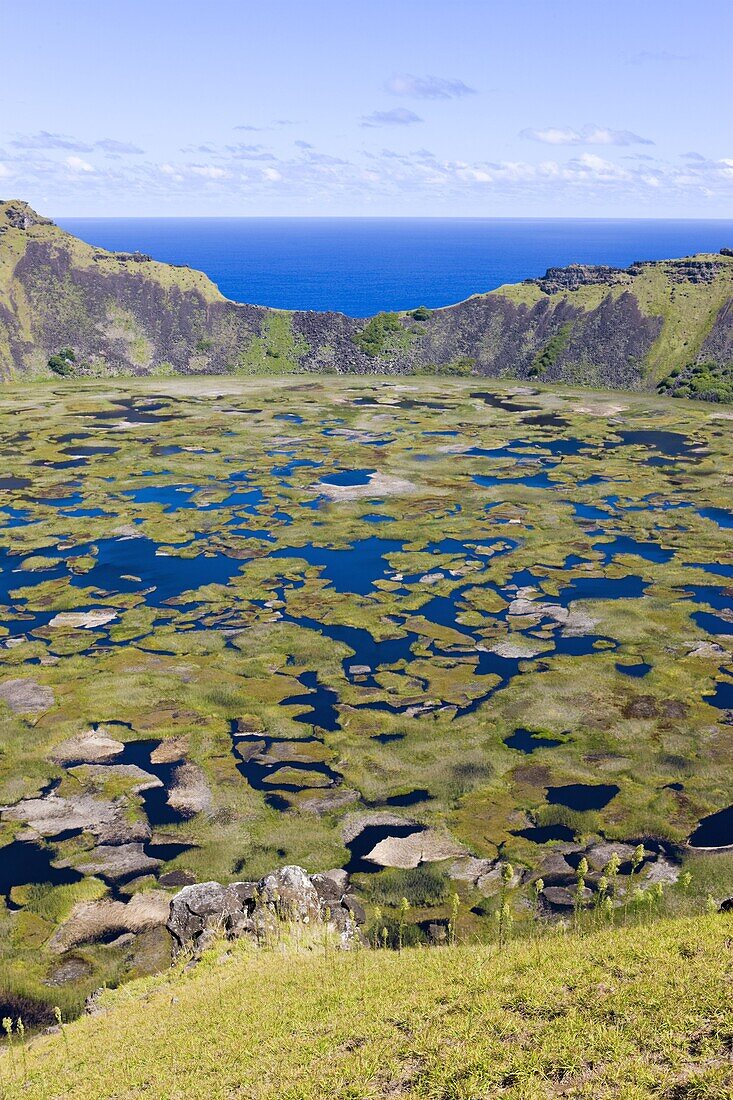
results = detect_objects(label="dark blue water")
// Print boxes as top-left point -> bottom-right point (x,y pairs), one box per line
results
504,728 -> 563,754
56,218 -> 733,317
689,803 -> 733,848
511,824 -> 577,844
546,783 -> 620,811
616,661 -> 652,678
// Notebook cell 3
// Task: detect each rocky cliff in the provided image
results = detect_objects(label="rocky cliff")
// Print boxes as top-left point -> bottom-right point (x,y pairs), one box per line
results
1,199 -> 732,398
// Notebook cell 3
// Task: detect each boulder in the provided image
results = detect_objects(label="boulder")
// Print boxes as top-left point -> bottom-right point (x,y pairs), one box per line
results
167,865 -> 365,956
643,856 -> 680,887
477,864 -> 524,894
585,841 -> 637,872
533,851 -> 576,882
448,856 -> 496,884
258,865 -> 321,923
542,884 -> 593,908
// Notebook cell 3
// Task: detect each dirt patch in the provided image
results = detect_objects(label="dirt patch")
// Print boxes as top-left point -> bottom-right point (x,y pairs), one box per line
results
0,678 -> 54,714
365,828 -> 467,869
317,471 -> 420,501
51,730 -> 125,765
48,609 -> 118,630
623,696 -> 659,719
167,763 -> 212,817
49,890 -> 170,953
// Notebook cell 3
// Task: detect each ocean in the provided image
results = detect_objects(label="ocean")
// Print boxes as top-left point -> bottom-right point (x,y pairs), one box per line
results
57,217 -> 733,318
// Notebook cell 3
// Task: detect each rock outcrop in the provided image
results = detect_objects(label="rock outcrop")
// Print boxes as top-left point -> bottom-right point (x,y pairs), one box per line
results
1,199 -> 732,398
167,865 -> 365,956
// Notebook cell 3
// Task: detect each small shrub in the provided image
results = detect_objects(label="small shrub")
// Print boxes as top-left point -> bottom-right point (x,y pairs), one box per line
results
410,305 -> 432,321
47,347 -> 76,376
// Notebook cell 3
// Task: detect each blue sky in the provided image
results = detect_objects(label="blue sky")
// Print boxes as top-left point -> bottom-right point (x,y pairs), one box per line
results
0,0 -> 731,217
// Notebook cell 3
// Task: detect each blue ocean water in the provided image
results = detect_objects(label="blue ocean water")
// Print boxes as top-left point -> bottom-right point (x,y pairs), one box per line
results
57,217 -> 733,317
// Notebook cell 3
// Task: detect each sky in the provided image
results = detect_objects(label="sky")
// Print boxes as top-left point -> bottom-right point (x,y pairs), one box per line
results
0,0 -> 731,218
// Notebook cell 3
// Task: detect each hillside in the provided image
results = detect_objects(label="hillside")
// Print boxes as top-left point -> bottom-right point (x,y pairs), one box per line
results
2,913 -> 732,1099
1,200 -> 732,398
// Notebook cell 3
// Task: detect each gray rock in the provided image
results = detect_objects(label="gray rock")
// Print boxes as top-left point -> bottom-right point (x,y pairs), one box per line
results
365,829 -> 467,869
342,811 -> 415,844
643,856 -> 680,886
534,852 -> 576,881
542,884 -> 593,908
48,609 -> 117,630
75,843 -> 161,882
585,841 -> 637,872
167,865 -> 365,956
448,856 -> 496,884
477,865 -> 524,894
259,866 -> 321,923
1,792 -> 131,839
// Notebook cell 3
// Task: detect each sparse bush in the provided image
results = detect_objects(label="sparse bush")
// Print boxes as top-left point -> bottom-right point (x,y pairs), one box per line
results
352,312 -> 408,357
657,359 -> 733,403
529,324 -> 571,377
436,356 -> 476,375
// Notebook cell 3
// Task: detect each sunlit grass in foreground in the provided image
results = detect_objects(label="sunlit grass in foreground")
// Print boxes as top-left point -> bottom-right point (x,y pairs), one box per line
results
2,912 -> 732,1099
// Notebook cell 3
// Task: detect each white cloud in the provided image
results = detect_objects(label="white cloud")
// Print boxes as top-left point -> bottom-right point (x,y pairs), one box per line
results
385,73 -> 476,100
65,155 -> 94,173
520,125 -> 654,147
262,167 -> 282,181
361,108 -> 422,128
0,163 -> 11,178
190,165 -> 226,179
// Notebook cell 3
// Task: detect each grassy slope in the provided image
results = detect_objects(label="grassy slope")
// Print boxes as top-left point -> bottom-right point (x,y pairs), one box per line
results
0,200 -> 231,378
0,201 -> 224,311
3,914 -> 733,1099
2,199 -> 733,386
494,255 -> 733,382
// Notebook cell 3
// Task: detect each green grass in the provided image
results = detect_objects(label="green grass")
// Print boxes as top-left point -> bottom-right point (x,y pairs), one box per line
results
0,373 -> 732,1020
2,913 -> 732,1098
